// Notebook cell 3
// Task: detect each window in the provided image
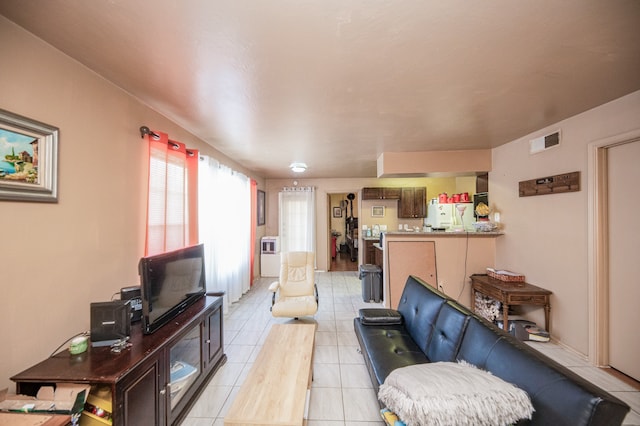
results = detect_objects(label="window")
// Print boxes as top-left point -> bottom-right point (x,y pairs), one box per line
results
279,187 -> 316,253
145,131 -> 198,256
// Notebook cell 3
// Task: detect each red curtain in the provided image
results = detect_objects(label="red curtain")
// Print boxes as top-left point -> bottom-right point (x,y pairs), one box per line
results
145,130 -> 199,256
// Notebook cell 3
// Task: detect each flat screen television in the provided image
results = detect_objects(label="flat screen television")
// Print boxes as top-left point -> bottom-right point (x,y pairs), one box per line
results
139,244 -> 206,334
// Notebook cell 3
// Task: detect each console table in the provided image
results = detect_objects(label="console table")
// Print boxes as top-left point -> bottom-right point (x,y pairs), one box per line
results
11,296 -> 225,426
470,274 -> 552,332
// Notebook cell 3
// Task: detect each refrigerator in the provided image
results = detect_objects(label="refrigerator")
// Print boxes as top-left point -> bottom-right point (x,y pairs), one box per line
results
426,202 -> 475,230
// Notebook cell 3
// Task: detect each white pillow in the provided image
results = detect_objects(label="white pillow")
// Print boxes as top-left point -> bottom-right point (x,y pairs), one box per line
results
378,361 -> 534,426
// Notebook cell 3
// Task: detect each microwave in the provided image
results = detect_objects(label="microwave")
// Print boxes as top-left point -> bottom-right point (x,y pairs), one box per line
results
261,236 -> 280,254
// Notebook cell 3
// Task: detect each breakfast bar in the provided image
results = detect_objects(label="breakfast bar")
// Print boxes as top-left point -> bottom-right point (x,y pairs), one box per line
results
379,231 -> 503,309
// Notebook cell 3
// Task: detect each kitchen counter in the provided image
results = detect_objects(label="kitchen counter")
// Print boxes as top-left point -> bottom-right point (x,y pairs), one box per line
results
383,230 -> 503,237
380,231 -> 503,309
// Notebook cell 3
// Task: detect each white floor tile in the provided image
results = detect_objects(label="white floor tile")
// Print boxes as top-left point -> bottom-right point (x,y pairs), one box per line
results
206,362 -> 244,387
308,387 -> 345,421
186,385 -> 231,418
180,417 -> 216,426
340,363 -> 373,388
316,330 -> 339,346
315,345 -> 340,364
342,387 -> 383,421
339,345 -> 365,364
312,362 -> 342,388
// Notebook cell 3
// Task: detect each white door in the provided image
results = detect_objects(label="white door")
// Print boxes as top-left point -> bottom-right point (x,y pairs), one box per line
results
607,140 -> 640,381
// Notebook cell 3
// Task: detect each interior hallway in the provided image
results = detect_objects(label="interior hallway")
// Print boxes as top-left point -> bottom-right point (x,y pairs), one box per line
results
330,249 -> 359,272
182,272 -> 640,425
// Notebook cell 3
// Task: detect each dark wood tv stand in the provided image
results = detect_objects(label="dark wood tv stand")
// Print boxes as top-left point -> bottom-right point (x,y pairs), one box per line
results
11,295 -> 225,426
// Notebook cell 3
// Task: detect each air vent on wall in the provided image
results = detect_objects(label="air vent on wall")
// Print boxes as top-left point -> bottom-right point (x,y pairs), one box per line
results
530,130 -> 560,154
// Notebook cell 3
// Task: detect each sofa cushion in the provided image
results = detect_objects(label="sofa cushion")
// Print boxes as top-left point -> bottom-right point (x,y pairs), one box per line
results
425,301 -> 469,362
396,276 -> 447,353
378,361 -> 534,426
354,319 -> 429,388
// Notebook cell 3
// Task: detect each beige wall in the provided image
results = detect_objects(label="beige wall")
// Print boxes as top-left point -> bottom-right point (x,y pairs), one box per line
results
2,13 -> 639,392
0,17 -> 262,391
491,90 -> 640,356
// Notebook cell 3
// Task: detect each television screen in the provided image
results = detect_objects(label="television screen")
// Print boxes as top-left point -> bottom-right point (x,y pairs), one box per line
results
139,244 -> 206,334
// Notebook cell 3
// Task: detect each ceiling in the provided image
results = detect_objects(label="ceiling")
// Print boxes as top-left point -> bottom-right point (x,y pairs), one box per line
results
1,1 -> 639,179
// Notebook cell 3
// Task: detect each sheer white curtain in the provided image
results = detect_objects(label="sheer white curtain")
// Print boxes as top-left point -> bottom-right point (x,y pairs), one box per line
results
199,156 -> 251,308
278,187 -> 316,254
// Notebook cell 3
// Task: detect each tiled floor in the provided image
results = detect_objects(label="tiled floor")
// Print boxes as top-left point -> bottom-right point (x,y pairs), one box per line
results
182,271 -> 640,426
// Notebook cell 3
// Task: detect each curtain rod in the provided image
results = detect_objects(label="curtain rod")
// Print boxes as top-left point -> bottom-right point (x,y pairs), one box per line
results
140,125 -> 195,156
139,125 -> 160,140
282,186 -> 314,192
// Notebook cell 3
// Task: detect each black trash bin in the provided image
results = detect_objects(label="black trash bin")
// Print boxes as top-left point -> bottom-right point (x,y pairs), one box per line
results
359,264 -> 382,303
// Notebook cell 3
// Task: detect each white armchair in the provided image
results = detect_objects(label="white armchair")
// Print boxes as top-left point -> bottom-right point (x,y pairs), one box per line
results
269,251 -> 318,319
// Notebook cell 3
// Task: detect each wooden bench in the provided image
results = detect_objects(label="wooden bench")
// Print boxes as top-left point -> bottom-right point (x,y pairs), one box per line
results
225,323 -> 316,426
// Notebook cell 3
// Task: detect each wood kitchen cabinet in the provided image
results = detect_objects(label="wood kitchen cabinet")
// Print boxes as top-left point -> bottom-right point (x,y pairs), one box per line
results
374,245 -> 383,270
11,296 -> 225,426
362,187 -> 402,200
398,187 -> 426,218
363,239 -> 376,264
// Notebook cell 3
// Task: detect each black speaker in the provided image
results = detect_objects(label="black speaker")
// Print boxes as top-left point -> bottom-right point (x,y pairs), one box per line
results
90,301 -> 131,347
121,285 -> 142,323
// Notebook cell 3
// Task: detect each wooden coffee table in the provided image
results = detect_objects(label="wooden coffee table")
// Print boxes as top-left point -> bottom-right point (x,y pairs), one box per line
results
225,323 -> 316,426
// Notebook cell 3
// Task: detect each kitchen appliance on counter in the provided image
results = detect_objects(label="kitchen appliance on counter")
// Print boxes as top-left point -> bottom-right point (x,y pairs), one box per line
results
426,201 -> 475,230
261,236 -> 280,277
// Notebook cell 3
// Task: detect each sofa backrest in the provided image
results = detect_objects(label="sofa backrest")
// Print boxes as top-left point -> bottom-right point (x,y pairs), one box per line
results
425,301 -> 469,362
457,315 -> 505,367
458,315 -> 630,426
396,276 -> 446,353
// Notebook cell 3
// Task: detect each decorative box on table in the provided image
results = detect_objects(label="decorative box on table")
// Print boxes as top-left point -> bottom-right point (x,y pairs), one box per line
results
486,268 -> 525,282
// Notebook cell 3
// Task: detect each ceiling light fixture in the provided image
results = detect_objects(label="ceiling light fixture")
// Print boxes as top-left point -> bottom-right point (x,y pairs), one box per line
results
289,162 -> 307,173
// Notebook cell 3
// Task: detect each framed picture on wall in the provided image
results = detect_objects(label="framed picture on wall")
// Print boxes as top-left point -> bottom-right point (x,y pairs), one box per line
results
257,190 -> 266,225
333,206 -> 342,218
0,108 -> 59,202
371,206 -> 385,217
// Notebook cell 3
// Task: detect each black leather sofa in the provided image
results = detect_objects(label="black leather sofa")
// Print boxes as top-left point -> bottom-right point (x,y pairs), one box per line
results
354,275 -> 630,426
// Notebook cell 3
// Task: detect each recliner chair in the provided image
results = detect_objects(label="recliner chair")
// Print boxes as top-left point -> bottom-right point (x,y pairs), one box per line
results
268,251 -> 318,319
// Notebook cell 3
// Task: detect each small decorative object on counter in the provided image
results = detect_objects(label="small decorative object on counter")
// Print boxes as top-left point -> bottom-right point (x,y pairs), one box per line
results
475,202 -> 491,221
472,221 -> 497,232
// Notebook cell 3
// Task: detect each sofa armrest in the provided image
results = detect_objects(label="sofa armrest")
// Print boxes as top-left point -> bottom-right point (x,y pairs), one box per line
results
359,308 -> 403,325
268,281 -> 279,292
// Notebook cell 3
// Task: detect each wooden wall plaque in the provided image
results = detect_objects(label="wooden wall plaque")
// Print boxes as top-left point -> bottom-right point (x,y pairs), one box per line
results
519,171 -> 580,197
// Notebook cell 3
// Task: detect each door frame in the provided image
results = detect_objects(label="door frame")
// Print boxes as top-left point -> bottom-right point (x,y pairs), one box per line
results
587,129 -> 640,366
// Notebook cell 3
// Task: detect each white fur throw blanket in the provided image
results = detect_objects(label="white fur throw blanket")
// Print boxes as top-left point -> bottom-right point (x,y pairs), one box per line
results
378,361 -> 534,426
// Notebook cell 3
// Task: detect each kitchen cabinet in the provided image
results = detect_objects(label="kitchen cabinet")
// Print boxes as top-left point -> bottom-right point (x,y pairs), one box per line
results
363,239 -> 376,264
398,187 -> 426,218
362,187 -> 402,200
11,296 -> 225,426
374,244 -> 383,270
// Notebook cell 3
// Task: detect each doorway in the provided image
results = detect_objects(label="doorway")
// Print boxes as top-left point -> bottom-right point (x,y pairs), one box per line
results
328,192 -> 358,272
589,130 -> 640,382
